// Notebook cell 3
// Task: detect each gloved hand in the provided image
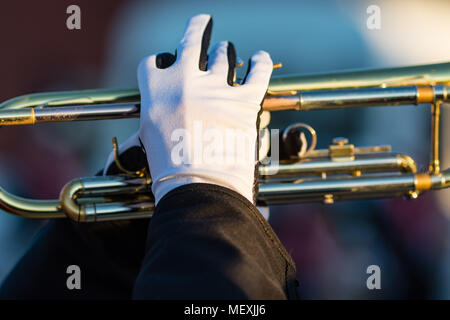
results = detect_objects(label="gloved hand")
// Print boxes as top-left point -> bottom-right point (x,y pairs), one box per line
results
104,14 -> 273,205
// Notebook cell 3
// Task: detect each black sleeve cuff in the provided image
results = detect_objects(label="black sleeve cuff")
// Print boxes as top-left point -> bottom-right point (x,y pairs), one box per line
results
133,183 -> 298,299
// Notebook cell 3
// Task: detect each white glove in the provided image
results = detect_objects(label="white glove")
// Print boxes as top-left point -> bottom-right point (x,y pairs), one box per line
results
104,14 -> 273,206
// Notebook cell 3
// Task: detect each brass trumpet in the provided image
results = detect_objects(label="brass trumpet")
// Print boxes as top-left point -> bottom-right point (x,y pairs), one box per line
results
0,62 -> 449,222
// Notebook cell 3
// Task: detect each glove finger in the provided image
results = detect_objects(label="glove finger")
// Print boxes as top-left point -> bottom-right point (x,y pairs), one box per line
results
177,14 -> 212,71
138,54 -> 158,72
137,54 -> 158,94
208,41 -> 228,74
242,50 -> 273,88
208,41 -> 236,86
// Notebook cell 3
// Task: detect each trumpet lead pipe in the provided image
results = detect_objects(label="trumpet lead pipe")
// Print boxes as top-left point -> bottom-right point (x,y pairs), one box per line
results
0,61 -> 449,123
0,85 -> 448,126
262,85 -> 450,111
0,103 -> 140,126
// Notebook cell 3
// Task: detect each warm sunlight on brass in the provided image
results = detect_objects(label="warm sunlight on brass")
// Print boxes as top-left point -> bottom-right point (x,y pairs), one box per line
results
272,62 -> 282,69
112,137 -> 148,178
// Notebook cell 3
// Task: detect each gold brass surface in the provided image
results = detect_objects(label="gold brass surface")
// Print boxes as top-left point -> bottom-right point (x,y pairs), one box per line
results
430,102 -> 441,174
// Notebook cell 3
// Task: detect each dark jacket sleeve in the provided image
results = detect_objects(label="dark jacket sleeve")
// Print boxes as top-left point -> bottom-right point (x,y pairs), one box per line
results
0,218 -> 149,299
0,183 -> 298,300
132,183 -> 299,300
0,155 -> 150,300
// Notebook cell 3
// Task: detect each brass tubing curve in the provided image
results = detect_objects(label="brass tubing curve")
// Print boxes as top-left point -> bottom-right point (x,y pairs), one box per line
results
0,186 -> 63,219
59,176 -> 153,222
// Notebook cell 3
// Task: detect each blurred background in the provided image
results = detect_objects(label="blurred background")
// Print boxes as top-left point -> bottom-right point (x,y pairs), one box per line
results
0,0 -> 449,299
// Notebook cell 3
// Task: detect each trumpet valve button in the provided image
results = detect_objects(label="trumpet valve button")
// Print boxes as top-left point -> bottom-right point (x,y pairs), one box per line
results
329,137 -> 354,161
332,137 -> 349,146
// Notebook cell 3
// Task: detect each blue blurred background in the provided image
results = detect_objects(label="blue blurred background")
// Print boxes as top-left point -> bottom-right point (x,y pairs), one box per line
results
0,0 -> 449,298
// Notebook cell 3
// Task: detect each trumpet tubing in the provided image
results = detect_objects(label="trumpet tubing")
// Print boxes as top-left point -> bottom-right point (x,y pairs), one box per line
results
1,62 -> 449,125
0,61 -> 449,222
